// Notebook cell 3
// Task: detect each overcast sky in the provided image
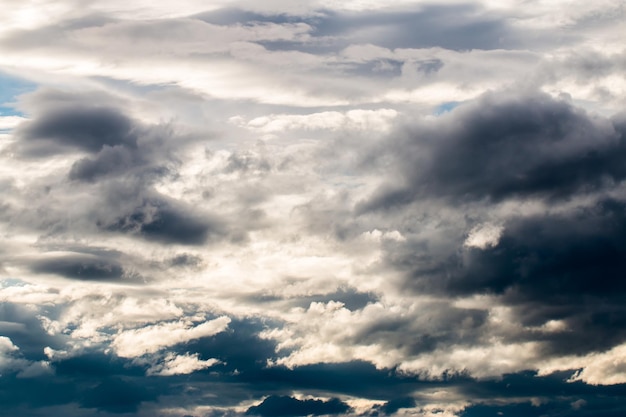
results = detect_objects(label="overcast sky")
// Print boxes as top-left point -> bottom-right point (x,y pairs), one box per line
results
1,1 -> 626,416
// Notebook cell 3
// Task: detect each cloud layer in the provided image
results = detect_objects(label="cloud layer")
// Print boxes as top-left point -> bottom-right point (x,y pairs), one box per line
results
1,1 -> 626,416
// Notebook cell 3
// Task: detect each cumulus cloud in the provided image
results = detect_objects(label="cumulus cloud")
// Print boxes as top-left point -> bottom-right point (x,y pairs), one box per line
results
112,316 -> 231,358
146,352 -> 221,376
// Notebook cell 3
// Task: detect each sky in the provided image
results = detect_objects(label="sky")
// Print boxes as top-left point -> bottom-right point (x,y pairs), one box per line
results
0,0 -> 626,416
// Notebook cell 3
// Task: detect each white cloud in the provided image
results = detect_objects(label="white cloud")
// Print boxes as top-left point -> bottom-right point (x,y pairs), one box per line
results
146,352 -> 221,376
464,224 -> 504,249
539,343 -> 626,385
112,316 -> 231,358
0,115 -> 27,130
239,109 -> 398,133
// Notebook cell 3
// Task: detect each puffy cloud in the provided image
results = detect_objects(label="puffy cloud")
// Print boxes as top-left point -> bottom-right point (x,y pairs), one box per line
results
112,316 -> 231,358
246,396 -> 351,417
146,352 -> 221,376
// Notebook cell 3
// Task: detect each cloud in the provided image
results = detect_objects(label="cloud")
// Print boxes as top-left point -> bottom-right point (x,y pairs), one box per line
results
1,2 -> 626,416
100,195 -> 220,245
246,396 -> 351,417
30,252 -> 127,281
16,105 -> 137,155
0,336 -> 52,378
361,91 -> 624,211
146,352 -> 220,376
79,377 -> 157,414
112,316 -> 231,358
237,109 -> 398,134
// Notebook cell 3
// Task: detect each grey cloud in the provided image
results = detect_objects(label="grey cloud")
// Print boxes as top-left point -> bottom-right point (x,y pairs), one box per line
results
376,397 -> 416,415
246,396 -> 351,417
458,371 -> 626,417
100,196 -> 219,245
68,145 -> 138,182
15,106 -> 137,156
168,253 -> 204,268
80,377 -> 157,414
382,197 -> 626,356
350,90 -> 626,362
361,91 -> 625,211
310,5 -> 516,51
400,198 -> 626,299
196,5 -> 528,56
13,89 -> 180,182
292,287 -> 378,311
0,301 -> 64,359
7,89 -> 224,247
31,254 -> 126,281
354,302 -> 488,355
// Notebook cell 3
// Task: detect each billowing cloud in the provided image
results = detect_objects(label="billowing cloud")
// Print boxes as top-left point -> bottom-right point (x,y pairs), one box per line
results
246,396 -> 351,417
112,316 -> 231,358
360,91 -> 625,211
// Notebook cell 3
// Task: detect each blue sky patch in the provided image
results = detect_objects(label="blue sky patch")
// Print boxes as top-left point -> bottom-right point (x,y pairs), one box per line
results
434,101 -> 461,115
0,71 -> 37,116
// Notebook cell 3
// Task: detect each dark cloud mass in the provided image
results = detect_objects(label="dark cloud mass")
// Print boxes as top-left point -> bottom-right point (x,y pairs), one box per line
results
31,253 -> 126,281
401,197 -> 626,299
102,197 -> 215,245
16,106 -> 137,156
246,396 -> 351,417
362,92 -> 625,210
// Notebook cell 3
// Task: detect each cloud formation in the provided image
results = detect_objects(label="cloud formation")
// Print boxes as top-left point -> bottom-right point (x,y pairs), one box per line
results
1,1 -> 626,416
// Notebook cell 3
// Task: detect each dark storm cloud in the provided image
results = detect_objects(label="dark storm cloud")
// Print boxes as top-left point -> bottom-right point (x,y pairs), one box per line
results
384,197 -> 626,355
458,371 -> 626,417
68,145 -> 139,182
80,377 -> 157,414
0,316 -> 427,415
375,397 -> 416,415
246,396 -> 351,417
183,318 -> 279,376
0,351 -> 155,414
12,309 -> 623,417
0,301 -> 64,359
352,303 -> 488,356
15,106 -> 137,156
31,254 -> 126,281
182,319 -> 440,400
7,88 -> 226,246
13,89 -> 181,183
100,196 -> 218,245
402,198 -> 626,299
354,90 -> 626,361
361,92 -> 625,211
243,361 -> 432,400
